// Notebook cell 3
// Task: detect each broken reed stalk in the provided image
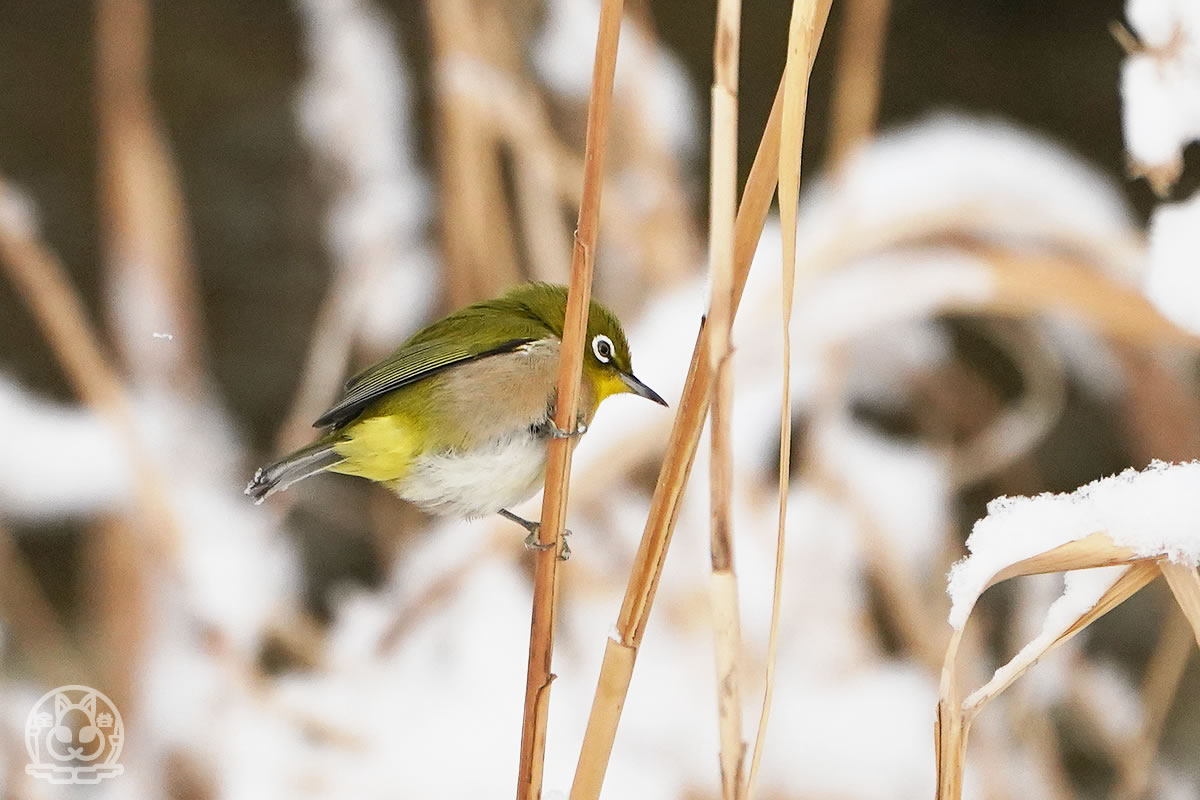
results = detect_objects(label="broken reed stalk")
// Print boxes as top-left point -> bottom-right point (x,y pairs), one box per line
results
705,0 -> 745,796
938,565 -> 1157,799
745,4 -> 823,795
515,1 -> 625,798
569,7 -> 832,799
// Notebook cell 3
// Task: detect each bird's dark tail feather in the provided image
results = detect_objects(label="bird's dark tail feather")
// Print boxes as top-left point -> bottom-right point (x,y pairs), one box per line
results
245,442 -> 344,504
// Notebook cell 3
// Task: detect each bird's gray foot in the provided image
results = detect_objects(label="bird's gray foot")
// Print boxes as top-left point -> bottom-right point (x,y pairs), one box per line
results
547,419 -> 587,439
499,509 -> 572,560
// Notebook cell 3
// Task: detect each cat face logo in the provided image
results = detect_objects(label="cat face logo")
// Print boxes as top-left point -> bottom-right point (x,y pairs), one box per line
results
25,685 -> 124,784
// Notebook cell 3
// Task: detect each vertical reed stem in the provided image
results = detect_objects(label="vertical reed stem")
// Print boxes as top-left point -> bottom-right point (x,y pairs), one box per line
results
826,0 -> 891,166
745,1 -> 822,796
706,0 -> 745,796
516,2 -> 625,798
570,10 -> 832,798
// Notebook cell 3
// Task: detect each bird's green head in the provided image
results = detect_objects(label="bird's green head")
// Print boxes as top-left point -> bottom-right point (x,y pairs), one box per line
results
504,282 -> 667,407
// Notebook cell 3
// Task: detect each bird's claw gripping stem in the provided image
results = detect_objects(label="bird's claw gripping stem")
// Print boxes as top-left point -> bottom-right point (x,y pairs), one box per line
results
523,529 -> 571,560
522,530 -> 571,560
501,508 -> 572,560
548,420 -> 587,439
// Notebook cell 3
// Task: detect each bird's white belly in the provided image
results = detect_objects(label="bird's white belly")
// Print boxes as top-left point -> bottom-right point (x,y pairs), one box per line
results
393,433 -> 549,518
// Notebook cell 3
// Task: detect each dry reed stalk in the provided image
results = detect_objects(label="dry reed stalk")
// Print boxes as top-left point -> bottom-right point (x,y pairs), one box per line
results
94,0 -> 207,706
1009,700 -> 1075,800
611,6 -> 702,292
787,237 -> 1197,351
96,0 -> 209,396
745,2 -> 822,797
515,1 -> 625,797
0,180 -> 181,571
932,521 -> 1200,799
426,0 -> 521,306
87,516 -> 153,708
473,6 -> 571,285
705,0 -> 745,795
826,0 -> 891,166
809,459 -> 948,667
0,521 -> 89,687
275,0 -> 424,457
483,77 -> 637,286
1114,605 -> 1195,800
939,563 -> 1158,798
1113,343 -> 1200,463
1160,563 -> 1200,646
570,7 -> 832,798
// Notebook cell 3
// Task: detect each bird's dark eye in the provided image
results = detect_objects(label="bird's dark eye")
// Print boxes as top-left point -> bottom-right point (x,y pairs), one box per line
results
591,334 -> 614,363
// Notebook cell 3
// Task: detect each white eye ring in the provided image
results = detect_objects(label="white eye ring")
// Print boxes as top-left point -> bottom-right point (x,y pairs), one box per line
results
591,334 -> 614,364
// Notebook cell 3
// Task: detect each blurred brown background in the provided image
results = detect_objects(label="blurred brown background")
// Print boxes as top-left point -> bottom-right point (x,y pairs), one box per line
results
1,0 -> 1169,423
2,1 -> 1198,796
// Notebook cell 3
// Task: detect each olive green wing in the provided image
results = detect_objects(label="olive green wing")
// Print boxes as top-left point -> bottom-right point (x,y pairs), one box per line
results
313,336 -> 537,428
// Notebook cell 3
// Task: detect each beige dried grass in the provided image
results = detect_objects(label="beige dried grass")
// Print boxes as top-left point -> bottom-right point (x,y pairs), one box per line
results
705,0 -> 746,795
569,6 -> 833,798
935,527 -> 1200,799
745,1 -> 825,797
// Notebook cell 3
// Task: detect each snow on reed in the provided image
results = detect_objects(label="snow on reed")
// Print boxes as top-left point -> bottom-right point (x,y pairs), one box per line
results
295,0 -> 437,348
533,0 -> 698,154
968,565 -> 1131,700
1145,191 -> 1200,335
1038,317 -> 1128,399
1120,0 -> 1200,189
170,481 -> 301,651
738,222 -> 991,401
948,460 -> 1200,629
796,115 -> 1140,280
815,413 -> 951,571
843,319 -> 952,408
0,377 -> 132,518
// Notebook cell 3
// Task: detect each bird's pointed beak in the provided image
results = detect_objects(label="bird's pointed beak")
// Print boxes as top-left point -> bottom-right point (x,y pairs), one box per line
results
620,371 -> 668,407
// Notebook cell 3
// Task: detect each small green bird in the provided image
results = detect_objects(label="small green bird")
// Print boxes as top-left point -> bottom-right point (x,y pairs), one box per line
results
246,282 -> 666,551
